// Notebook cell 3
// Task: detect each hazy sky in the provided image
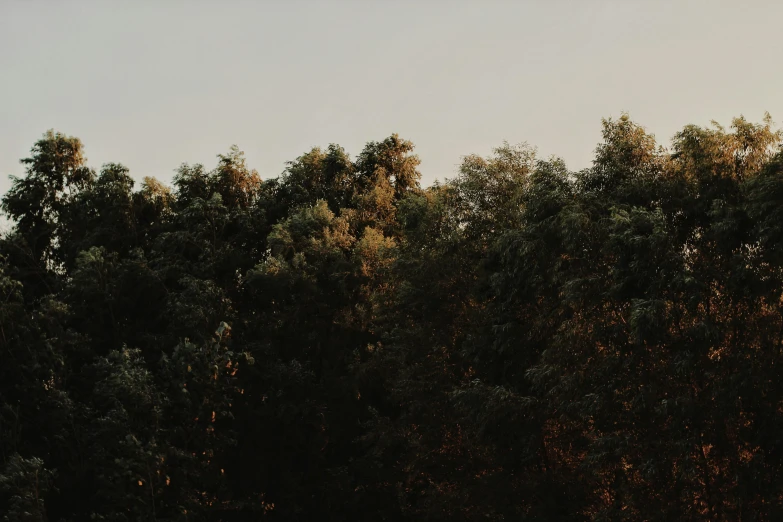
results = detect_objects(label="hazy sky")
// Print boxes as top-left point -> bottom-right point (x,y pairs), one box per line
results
1,0 -> 781,194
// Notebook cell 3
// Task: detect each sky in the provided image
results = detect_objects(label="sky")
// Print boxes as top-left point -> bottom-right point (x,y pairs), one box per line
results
1,0 -> 782,194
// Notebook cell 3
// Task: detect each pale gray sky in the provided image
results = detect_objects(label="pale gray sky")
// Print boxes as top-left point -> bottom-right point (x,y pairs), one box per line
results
1,0 -> 781,194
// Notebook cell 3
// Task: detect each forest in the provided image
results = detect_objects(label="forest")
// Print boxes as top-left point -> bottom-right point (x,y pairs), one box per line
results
2,114 -> 783,521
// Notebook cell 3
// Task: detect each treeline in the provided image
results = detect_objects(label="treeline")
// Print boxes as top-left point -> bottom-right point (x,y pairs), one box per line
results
2,114 -> 783,521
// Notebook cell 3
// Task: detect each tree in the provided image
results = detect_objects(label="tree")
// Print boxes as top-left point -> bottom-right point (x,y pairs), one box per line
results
3,117 -> 783,521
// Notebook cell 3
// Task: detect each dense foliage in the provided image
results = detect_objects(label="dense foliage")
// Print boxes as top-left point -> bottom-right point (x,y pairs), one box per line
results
2,114 -> 783,520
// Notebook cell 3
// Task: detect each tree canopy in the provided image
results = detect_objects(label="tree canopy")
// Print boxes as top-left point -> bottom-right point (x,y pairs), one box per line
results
2,116 -> 783,521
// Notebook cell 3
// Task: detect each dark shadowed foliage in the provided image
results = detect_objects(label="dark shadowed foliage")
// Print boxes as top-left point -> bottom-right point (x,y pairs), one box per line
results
2,115 -> 783,521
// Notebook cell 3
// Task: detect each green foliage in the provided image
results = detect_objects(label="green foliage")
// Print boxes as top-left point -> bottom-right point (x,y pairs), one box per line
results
0,454 -> 54,522
2,117 -> 783,520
